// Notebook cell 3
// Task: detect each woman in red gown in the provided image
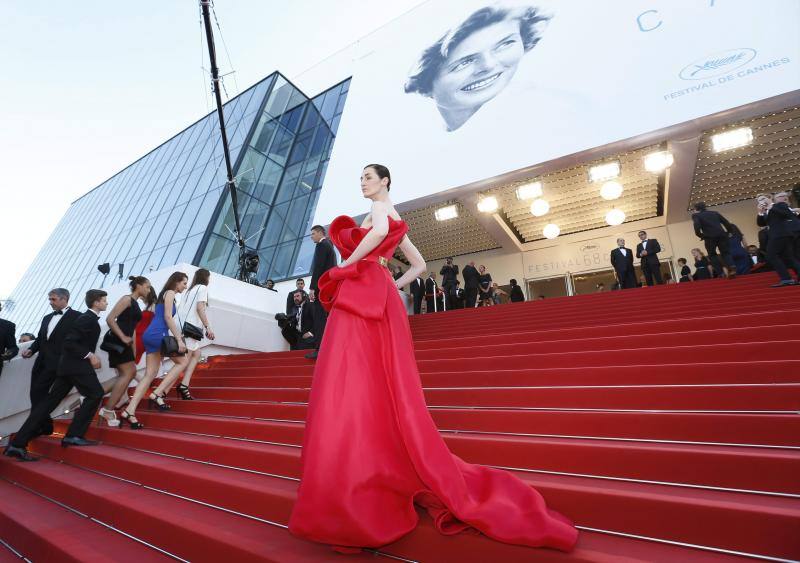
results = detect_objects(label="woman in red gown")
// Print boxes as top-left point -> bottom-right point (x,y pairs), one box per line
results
288,165 -> 577,553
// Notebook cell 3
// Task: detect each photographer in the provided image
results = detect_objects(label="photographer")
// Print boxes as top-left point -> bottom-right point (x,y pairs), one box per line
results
276,291 -> 316,350
439,257 -> 459,310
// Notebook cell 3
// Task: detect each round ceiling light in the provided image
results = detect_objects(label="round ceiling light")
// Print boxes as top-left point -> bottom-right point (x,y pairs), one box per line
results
605,208 -> 626,226
542,223 -> 560,239
600,181 -> 623,201
530,198 -> 550,217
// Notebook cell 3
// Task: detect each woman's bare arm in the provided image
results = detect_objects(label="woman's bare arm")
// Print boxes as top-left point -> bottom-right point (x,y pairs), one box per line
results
163,291 -> 183,341
394,235 -> 426,289
106,296 -> 132,342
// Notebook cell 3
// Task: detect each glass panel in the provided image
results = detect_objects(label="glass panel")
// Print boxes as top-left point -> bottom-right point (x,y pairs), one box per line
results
270,241 -> 297,279
292,236 -> 315,277
198,234 -> 236,274
178,232 -> 203,265
158,239 -> 185,269
283,195 -> 309,242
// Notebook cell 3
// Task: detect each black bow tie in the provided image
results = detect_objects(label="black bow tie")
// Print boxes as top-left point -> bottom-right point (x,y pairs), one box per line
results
53,310 -> 64,316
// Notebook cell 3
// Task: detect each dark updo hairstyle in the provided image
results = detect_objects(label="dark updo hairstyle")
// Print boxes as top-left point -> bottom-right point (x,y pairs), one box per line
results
128,275 -> 150,292
405,5 -> 550,97
364,163 -> 391,192
157,272 -> 188,304
143,286 -> 158,309
190,268 -> 211,290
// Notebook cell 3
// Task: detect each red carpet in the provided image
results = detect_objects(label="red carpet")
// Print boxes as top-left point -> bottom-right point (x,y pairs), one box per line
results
1,274 -> 799,561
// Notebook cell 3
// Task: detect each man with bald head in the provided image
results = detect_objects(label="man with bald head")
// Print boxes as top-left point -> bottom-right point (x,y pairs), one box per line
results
611,238 -> 637,289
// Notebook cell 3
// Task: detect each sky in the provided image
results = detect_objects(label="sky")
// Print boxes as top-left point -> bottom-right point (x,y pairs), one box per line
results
0,0 -> 425,299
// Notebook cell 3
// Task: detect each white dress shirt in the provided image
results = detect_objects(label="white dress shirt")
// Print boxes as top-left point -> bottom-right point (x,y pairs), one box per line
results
46,307 -> 71,339
619,248 -> 627,257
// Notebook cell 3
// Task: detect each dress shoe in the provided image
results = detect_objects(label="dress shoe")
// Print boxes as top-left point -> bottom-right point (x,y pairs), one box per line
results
771,280 -> 797,287
61,436 -> 99,447
3,445 -> 37,462
304,350 -> 318,360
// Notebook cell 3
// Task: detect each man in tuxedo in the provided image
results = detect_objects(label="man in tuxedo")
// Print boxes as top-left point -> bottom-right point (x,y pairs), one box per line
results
757,192 -> 800,287
610,238 -> 637,289
0,302 -> 19,379
5,290 -> 108,461
286,278 -> 308,315
424,272 -> 441,313
462,261 -> 480,308
306,225 -> 337,360
692,201 -> 737,279
439,257 -> 459,310
20,288 -> 81,436
409,274 -> 425,314
279,291 -> 316,350
636,231 -> 663,286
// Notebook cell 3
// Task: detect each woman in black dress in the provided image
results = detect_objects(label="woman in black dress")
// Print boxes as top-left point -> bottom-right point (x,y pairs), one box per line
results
98,276 -> 150,427
691,248 -> 712,280
478,265 -> 494,306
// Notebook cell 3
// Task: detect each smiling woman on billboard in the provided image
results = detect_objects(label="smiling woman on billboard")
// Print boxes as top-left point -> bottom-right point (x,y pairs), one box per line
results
405,4 -> 550,131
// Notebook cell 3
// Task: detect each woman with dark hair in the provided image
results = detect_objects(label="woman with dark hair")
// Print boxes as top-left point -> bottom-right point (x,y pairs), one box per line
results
509,278 -> 525,302
97,276 -> 151,427
121,272 -> 189,429
169,268 -> 215,400
289,164 -> 576,553
405,5 -> 549,131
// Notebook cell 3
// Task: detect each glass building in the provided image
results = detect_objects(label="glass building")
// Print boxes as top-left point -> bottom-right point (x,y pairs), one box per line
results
3,72 -> 349,333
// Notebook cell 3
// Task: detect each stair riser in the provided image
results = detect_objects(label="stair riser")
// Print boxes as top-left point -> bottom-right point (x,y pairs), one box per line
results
183,385 -> 800,411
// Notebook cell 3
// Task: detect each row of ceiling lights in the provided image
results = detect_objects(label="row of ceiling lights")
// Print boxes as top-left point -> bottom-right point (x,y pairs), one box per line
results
432,127 -> 754,239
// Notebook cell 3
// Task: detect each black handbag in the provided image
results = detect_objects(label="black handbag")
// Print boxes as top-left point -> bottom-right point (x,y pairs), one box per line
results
100,297 -> 135,355
100,331 -> 126,355
183,321 -> 204,341
180,286 -> 205,342
160,335 -> 182,357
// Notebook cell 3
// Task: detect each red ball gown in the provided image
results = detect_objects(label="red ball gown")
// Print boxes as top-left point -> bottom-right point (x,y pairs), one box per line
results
288,215 -> 577,552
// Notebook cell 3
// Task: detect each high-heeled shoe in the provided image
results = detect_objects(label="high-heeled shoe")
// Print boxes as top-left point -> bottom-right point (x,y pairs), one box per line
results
176,384 -> 194,400
98,407 -> 120,428
148,392 -> 171,411
120,410 -> 144,430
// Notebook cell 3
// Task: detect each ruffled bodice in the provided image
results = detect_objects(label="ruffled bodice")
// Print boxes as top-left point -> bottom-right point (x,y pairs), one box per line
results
317,215 -> 408,319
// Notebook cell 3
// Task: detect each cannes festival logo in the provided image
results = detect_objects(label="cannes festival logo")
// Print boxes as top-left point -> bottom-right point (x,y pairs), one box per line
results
679,48 -> 757,80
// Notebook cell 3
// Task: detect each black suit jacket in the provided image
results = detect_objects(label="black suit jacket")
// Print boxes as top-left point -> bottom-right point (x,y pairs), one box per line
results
757,203 -> 800,239
288,302 -> 315,335
424,278 -> 438,297
462,265 -> 480,289
0,319 -> 18,374
509,286 -> 525,302
610,247 -> 635,274
693,210 -> 732,239
309,238 -> 337,291
439,264 -> 459,287
58,311 -> 101,376
30,308 -> 81,376
409,278 -> 425,300
636,239 -> 662,265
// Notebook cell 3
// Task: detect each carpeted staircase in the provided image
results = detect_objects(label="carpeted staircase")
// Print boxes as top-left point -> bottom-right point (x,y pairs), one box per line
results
1,274 -> 799,562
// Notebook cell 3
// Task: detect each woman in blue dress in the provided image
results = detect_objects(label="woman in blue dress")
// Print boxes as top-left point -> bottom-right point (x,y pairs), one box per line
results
121,272 -> 189,429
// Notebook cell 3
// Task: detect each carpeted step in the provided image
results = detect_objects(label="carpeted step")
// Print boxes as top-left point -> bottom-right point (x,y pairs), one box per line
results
0,477 -> 171,562
182,383 -> 800,411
